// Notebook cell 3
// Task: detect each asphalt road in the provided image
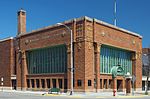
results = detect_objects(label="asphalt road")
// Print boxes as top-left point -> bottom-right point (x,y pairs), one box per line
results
0,92 -> 150,99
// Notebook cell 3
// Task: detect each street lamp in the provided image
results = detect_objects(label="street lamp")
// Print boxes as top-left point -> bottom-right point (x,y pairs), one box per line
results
57,23 -> 73,95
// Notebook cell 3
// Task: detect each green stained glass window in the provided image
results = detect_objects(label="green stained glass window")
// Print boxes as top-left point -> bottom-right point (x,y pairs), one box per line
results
26,44 -> 67,74
100,45 -> 132,74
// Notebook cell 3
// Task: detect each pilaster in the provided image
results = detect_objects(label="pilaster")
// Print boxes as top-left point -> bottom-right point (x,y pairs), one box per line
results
94,42 -> 102,92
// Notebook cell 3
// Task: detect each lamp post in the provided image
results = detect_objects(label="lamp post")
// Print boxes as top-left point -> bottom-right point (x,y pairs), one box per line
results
57,23 -> 73,95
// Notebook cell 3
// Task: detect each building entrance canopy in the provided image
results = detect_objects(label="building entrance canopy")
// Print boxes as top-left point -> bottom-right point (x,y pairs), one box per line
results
111,66 -> 124,78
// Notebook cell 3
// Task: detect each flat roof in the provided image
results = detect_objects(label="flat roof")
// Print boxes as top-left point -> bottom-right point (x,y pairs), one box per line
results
19,16 -> 142,38
0,37 -> 13,42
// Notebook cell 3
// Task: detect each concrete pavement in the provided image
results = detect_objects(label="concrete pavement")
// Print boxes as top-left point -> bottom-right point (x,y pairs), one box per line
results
1,90 -> 150,99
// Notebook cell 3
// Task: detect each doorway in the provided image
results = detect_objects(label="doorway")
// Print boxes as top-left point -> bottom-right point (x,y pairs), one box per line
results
117,80 -> 123,92
11,80 -> 16,90
64,79 -> 67,92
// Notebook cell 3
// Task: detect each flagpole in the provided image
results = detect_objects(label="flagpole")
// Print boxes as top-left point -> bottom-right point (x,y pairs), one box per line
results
114,0 -> 117,26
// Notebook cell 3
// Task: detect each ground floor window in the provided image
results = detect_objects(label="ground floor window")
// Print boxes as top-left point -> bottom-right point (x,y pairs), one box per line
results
58,79 -> 62,88
52,79 -> 56,88
47,79 -> 50,88
88,80 -> 92,86
77,80 -> 82,86
108,79 -> 112,89
103,79 -> 107,89
31,79 -> 34,88
41,79 -> 45,88
27,79 -> 30,88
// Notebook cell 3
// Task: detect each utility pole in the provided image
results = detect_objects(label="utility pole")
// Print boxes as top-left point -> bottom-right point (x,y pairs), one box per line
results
57,23 -> 74,95
145,49 -> 150,95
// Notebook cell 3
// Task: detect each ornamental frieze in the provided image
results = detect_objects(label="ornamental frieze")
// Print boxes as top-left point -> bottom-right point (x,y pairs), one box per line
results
24,30 -> 67,45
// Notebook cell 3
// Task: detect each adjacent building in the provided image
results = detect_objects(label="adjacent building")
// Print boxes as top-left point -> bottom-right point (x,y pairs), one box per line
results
142,48 -> 150,91
0,37 -> 16,90
0,10 -> 142,92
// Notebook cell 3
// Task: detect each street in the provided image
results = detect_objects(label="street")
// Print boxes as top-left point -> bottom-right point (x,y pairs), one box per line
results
0,92 -> 150,99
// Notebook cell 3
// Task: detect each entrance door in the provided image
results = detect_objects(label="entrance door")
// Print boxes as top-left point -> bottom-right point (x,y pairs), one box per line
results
117,80 -> 123,92
11,80 -> 16,90
64,79 -> 67,92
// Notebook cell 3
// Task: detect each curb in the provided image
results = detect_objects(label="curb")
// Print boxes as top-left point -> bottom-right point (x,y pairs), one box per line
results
42,93 -> 61,96
96,95 -> 147,98
42,93 -> 149,98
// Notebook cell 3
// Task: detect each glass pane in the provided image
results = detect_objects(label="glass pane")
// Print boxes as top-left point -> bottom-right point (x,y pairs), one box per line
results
100,45 -> 132,74
26,44 -> 67,74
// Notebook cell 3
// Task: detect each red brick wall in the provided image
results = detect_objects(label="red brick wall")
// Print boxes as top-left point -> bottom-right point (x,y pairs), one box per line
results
18,10 -> 26,34
86,19 -> 142,90
16,24 -> 72,90
0,38 -> 14,87
16,17 -> 142,91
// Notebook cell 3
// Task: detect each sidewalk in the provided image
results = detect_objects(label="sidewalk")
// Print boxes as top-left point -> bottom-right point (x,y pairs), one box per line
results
43,91 -> 150,98
1,90 -> 150,98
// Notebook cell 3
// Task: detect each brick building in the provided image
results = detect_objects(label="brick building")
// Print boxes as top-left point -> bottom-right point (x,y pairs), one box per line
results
0,10 -> 142,92
142,48 -> 150,91
0,37 -> 16,90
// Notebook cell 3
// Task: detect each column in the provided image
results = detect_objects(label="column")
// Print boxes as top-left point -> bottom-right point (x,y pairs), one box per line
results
34,79 -> 37,89
56,78 -> 59,88
45,79 -> 47,89
131,51 -> 142,90
94,43 -> 101,92
39,79 -> 42,89
29,79 -> 32,89
21,51 -> 28,90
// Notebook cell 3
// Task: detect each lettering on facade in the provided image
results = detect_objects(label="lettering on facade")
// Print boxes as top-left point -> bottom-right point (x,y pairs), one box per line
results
86,22 -> 93,38
25,30 -> 67,44
100,31 -> 137,47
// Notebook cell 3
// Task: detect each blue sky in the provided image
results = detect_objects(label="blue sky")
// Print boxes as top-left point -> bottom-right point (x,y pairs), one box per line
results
0,0 -> 149,47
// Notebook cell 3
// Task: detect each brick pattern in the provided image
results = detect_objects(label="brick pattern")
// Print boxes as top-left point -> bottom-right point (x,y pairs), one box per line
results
0,39 -> 14,88
15,18 -> 142,91
17,10 -> 26,35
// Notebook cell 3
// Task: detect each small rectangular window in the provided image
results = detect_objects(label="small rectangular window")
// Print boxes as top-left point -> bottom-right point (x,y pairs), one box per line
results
77,80 -> 82,86
108,79 -> 112,89
88,80 -> 92,86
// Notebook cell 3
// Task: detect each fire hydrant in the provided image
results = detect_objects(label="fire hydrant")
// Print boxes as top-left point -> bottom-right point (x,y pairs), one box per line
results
113,90 -> 116,96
